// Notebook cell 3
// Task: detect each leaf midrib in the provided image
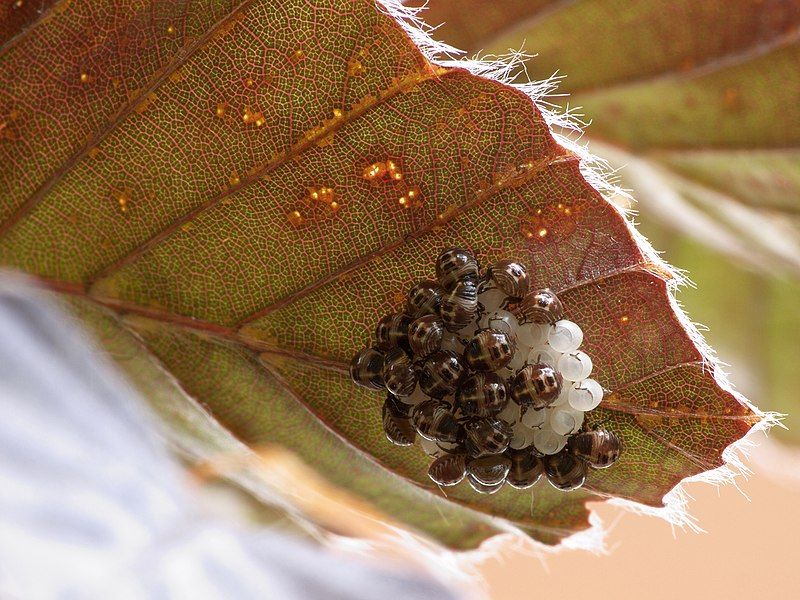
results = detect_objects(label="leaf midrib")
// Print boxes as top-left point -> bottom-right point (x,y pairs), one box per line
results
35,264 -> 756,474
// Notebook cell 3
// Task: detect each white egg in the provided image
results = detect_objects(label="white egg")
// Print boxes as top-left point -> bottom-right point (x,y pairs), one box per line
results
550,384 -> 570,407
497,399 -> 521,424
528,346 -> 561,369
518,322 -> 548,349
478,288 -> 507,312
509,421 -> 536,449
568,379 -> 604,411
507,348 -> 528,372
549,406 -> 584,436
520,406 -> 546,428
548,319 -> 584,353
533,428 -> 568,455
557,350 -> 593,381
489,309 -> 518,333
420,437 -> 460,458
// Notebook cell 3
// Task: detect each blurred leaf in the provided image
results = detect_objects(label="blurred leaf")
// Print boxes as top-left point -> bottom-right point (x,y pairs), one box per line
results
420,0 -> 800,441
0,0 -> 759,548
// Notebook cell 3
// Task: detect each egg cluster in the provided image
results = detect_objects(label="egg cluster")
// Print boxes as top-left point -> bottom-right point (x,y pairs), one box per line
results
350,248 -> 621,495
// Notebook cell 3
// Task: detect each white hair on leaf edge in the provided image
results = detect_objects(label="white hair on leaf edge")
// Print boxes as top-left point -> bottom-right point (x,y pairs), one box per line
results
378,0 -> 778,552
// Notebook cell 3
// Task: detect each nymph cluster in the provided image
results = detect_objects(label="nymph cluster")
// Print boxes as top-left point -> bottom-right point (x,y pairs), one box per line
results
350,248 -> 621,495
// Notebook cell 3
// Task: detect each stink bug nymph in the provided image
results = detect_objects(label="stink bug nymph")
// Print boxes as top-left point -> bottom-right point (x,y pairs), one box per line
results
408,314 -> 444,358
375,313 -> 412,351
568,429 -> 622,469
510,363 -> 562,408
544,450 -> 587,491
440,279 -> 478,332
463,328 -> 516,371
349,347 -> 385,390
505,447 -> 544,489
455,371 -> 508,418
382,347 -> 417,397
407,280 -> 445,317
412,399 -> 462,443
464,418 -> 512,457
515,288 -> 564,325
486,259 -> 529,298
419,349 -> 466,398
382,394 -> 416,446
428,453 -> 466,487
436,247 -> 480,290
466,473 -> 504,495
467,454 -> 512,486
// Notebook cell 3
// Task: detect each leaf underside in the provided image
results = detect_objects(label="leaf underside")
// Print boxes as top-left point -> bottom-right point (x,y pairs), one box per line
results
0,0 -> 759,549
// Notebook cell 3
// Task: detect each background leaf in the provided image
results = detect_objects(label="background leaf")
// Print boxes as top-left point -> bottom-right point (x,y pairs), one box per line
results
0,0 -> 761,548
417,0 -> 800,442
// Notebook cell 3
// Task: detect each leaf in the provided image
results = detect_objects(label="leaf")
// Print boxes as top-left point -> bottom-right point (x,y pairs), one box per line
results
419,0 -> 800,442
0,0 -> 761,549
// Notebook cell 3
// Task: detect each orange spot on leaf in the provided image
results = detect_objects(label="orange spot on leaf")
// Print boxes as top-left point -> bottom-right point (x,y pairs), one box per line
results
363,161 -> 387,181
520,199 -> 584,245
348,57 -> 365,77
287,210 -> 305,227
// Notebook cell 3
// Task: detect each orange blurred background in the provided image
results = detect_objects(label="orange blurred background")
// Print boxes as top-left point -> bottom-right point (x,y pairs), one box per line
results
478,442 -> 799,599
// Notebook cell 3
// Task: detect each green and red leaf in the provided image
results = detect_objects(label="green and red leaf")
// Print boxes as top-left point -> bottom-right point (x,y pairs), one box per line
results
0,0 -> 762,549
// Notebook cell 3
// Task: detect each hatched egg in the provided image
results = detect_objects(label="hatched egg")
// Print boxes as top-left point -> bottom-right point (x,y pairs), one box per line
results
506,347 -> 528,372
520,406 -> 546,429
548,406 -> 584,436
420,436 -> 461,458
550,385 -> 570,407
486,309 -> 518,335
399,386 -> 429,406
478,287 -> 507,312
533,428 -> 568,455
517,322 -> 548,348
440,330 -> 464,352
497,399 -> 521,424
568,379 -> 604,411
509,421 -> 536,449
548,320 -> 584,353
528,346 -> 560,369
477,310 -> 516,335
558,350 -> 593,381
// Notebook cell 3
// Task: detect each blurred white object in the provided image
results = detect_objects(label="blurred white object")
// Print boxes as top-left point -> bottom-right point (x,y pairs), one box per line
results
0,278 -> 457,600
